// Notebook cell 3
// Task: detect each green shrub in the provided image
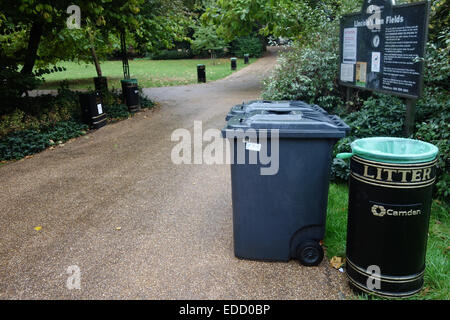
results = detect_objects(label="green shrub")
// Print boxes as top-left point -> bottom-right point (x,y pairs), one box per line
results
0,121 -> 88,161
231,36 -> 264,58
103,103 -> 130,121
262,25 -> 343,111
415,100 -> 449,200
330,94 -> 405,181
150,50 -> 193,60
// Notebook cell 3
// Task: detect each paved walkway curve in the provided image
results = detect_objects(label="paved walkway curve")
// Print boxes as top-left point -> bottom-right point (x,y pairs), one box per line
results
0,47 -> 349,299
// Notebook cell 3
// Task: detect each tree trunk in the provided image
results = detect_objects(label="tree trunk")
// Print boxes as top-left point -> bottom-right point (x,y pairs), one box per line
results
21,22 -> 43,75
91,46 -> 102,77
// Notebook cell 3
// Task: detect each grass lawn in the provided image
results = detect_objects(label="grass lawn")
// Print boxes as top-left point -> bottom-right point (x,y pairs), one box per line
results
325,183 -> 449,300
38,57 -> 257,90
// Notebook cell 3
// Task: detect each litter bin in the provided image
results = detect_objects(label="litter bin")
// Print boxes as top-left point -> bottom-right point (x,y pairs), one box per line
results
244,54 -> 249,64
337,137 -> 439,297
197,64 -> 206,83
225,100 -> 329,121
222,109 -> 349,265
121,79 -> 140,113
79,91 -> 107,129
230,57 -> 237,70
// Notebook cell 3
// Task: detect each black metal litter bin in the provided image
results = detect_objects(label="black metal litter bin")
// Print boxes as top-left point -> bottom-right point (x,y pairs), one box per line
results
79,91 -> 107,129
121,79 -> 140,113
197,64 -> 206,83
230,57 -> 237,70
222,109 -> 349,265
338,137 -> 439,298
244,54 -> 249,64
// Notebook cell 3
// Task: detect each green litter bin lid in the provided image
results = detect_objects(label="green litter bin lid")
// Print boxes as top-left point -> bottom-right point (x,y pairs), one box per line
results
121,78 -> 138,83
348,137 -> 438,164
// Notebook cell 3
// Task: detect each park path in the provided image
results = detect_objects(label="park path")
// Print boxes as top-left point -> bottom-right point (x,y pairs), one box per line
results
0,47 -> 349,299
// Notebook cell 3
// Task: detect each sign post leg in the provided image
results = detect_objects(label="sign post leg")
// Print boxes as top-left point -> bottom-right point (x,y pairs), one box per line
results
346,87 -> 353,102
404,98 -> 417,137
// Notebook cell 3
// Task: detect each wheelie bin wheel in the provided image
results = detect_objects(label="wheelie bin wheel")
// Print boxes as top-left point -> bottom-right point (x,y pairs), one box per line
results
296,240 -> 324,266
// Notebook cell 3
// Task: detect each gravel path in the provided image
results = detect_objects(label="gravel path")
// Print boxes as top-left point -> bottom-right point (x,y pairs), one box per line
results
0,47 -> 349,299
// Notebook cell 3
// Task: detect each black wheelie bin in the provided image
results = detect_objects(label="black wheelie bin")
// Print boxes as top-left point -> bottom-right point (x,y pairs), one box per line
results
222,109 -> 349,266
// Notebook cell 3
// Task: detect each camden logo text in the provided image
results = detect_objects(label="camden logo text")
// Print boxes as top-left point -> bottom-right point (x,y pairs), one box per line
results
370,203 -> 422,218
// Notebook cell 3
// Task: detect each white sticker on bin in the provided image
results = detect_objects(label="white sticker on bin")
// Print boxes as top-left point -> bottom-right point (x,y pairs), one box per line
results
97,103 -> 103,114
245,142 -> 261,152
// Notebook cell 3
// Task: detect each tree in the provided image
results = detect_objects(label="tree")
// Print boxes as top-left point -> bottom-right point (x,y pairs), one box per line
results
0,0 -> 192,93
191,25 -> 226,61
202,0 -> 359,42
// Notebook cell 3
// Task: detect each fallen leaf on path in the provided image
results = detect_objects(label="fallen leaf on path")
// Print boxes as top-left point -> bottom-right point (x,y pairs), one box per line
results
34,226 -> 42,231
330,256 -> 345,269
115,227 -> 122,231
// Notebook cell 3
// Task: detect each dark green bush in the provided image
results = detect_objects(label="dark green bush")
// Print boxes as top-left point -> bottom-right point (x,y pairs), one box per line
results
231,36 -> 264,58
103,103 -> 130,120
262,25 -> 343,111
330,94 -> 405,181
0,121 -> 88,161
414,88 -> 450,200
150,50 -> 193,60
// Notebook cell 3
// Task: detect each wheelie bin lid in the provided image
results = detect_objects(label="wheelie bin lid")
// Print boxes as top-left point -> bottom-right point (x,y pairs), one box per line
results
347,137 -> 439,164
225,100 -> 328,121
222,110 -> 349,139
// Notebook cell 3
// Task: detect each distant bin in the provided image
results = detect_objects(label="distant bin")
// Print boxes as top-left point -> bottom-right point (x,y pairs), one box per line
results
197,64 -> 206,83
338,137 -> 439,298
79,91 -> 107,129
222,108 -> 349,265
121,79 -> 140,113
231,57 -> 237,70
244,54 -> 249,64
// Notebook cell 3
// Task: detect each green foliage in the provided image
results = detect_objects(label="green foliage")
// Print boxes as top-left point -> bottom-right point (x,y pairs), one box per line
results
331,94 -> 406,181
262,23 -> 342,109
150,50 -> 194,60
103,103 -> 130,121
191,25 -> 226,57
202,0 -> 348,42
231,36 -> 263,57
343,95 -> 405,138
0,121 -> 88,161
415,90 -> 450,200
